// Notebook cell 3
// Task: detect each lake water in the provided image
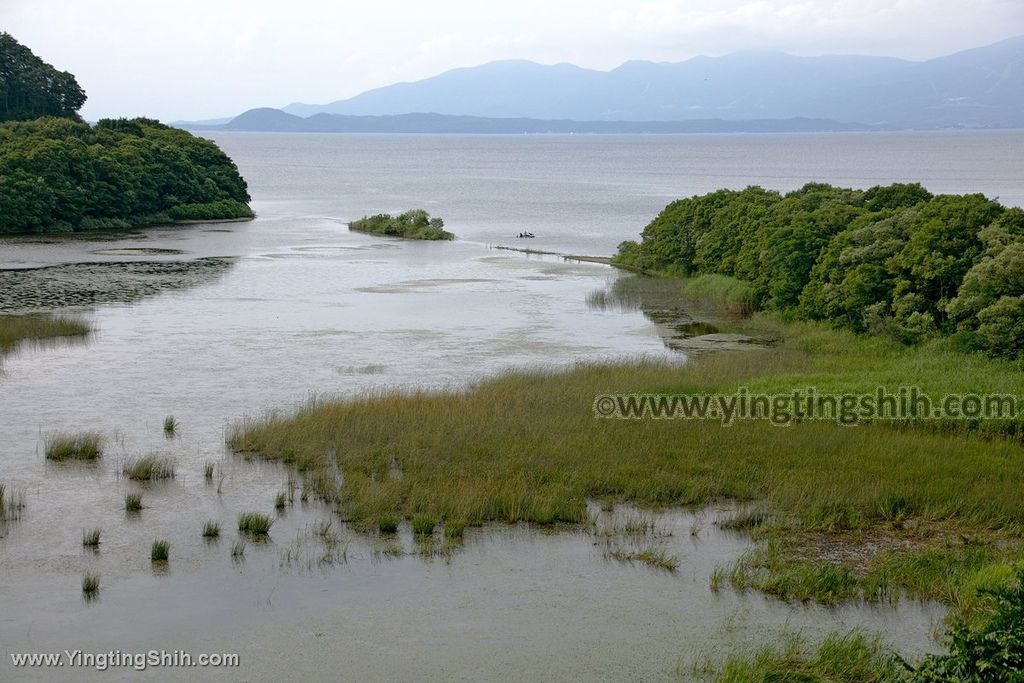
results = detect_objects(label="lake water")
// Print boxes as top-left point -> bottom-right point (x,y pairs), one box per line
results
3,131 -> 1021,681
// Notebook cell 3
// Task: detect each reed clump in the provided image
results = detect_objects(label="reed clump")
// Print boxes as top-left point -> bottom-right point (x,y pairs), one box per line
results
123,455 -> 176,481
238,512 -> 273,536
45,431 -> 103,461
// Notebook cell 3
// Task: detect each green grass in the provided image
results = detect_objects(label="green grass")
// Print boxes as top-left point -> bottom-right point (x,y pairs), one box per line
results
606,546 -> 680,571
163,415 -> 177,435
444,520 -> 466,541
682,274 -> 755,313
229,310 -> 1024,605
0,314 -> 90,354
412,515 -> 435,536
202,521 -> 220,538
125,493 -> 143,511
44,431 -> 103,461
123,455 -> 176,481
713,631 -> 902,683
378,515 -> 399,534
274,491 -> 287,510
150,539 -> 170,562
238,512 -> 273,536
82,528 -> 101,548
82,573 -> 100,596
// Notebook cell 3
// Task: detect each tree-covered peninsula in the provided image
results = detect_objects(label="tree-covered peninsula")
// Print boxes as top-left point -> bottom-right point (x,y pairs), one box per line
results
348,210 -> 454,240
614,183 -> 1024,361
0,32 -> 252,234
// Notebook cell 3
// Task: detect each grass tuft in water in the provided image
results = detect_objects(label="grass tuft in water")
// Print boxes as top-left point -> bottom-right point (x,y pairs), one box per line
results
412,515 -> 435,536
163,415 -> 178,436
231,540 -> 246,558
444,520 -> 466,541
204,462 -> 215,482
0,314 -> 91,354
123,455 -> 176,481
202,521 -> 220,538
125,493 -> 143,512
238,512 -> 273,536
150,539 -> 170,563
82,573 -> 100,596
44,431 -> 103,461
274,491 -> 287,511
605,546 -> 680,571
378,515 -> 399,534
82,528 -> 101,548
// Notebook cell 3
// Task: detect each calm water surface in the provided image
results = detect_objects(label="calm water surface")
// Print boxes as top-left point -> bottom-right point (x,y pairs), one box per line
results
4,131 -> 1021,681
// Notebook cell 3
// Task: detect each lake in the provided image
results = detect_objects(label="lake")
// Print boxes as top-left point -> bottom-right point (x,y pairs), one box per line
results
2,131 -> 1021,681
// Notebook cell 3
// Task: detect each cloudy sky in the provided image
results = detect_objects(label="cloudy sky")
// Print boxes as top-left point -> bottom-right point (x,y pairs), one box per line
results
3,0 -> 1021,121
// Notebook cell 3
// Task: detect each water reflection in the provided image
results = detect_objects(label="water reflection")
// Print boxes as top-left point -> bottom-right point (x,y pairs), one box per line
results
587,275 -> 765,352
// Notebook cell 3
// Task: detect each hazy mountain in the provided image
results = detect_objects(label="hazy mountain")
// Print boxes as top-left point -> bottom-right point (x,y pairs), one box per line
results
282,37 -> 1024,128
191,108 -> 870,134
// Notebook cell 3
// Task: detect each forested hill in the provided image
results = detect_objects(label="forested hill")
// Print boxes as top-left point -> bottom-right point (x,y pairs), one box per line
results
0,32 -> 252,234
614,184 -> 1024,360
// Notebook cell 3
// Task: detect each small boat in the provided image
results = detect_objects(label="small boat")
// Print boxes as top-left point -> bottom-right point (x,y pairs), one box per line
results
517,232 -> 536,238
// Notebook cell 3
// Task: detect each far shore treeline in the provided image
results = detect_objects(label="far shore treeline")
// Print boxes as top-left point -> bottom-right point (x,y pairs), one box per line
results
614,183 -> 1024,360
0,32 -> 252,235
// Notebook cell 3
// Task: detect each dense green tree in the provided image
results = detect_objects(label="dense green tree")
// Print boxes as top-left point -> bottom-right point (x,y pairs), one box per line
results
615,184 -> 1019,358
0,33 -> 86,121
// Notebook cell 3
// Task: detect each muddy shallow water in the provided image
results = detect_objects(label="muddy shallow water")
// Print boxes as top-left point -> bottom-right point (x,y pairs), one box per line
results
6,131 -> 1015,680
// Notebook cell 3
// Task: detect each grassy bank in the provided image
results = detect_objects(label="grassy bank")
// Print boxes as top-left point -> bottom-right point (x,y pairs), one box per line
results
231,306 -> 1024,607
0,313 -> 91,354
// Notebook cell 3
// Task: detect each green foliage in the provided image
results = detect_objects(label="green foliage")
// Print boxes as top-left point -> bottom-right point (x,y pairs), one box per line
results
348,210 -> 454,240
616,183 -> 1020,358
0,116 -> 252,234
0,33 -> 86,122
911,570 -> 1024,682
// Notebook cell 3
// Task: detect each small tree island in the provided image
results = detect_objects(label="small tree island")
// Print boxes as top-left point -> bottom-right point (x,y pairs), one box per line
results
348,210 -> 454,240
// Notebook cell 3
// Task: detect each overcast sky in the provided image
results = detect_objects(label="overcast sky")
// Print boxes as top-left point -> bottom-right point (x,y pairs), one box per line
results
3,0 -> 1022,121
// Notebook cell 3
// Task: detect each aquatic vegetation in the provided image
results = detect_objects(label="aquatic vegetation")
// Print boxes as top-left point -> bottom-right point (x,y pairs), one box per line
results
204,462 -> 215,481
202,521 -> 220,538
348,210 -> 454,241
238,512 -> 273,536
274,491 -> 287,511
412,515 -> 435,536
82,528 -> 101,548
124,493 -> 143,512
714,631 -> 902,683
163,415 -> 177,435
44,431 -> 103,461
378,515 -> 399,534
82,573 -> 100,597
0,314 -> 91,354
150,540 -> 170,563
605,546 -> 679,571
123,455 -> 176,481
444,520 -> 466,541
231,540 -> 246,558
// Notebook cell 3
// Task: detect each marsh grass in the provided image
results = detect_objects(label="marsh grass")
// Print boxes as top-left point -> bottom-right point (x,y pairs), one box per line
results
412,515 -> 435,536
378,515 -> 399,534
274,491 -> 287,511
0,314 -> 91,355
123,455 -> 176,481
202,521 -> 220,538
231,540 -> 246,558
125,493 -> 143,512
713,630 -> 902,683
229,314 -> 1024,604
82,573 -> 100,596
444,520 -> 466,541
82,528 -> 101,548
238,512 -> 273,536
44,431 -> 103,461
150,539 -> 170,563
163,415 -> 177,436
204,462 -> 215,481
0,482 -> 25,521
605,546 -> 680,571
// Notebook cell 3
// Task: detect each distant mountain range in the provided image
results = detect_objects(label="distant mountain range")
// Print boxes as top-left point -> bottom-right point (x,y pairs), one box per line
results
180,36 -> 1024,133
